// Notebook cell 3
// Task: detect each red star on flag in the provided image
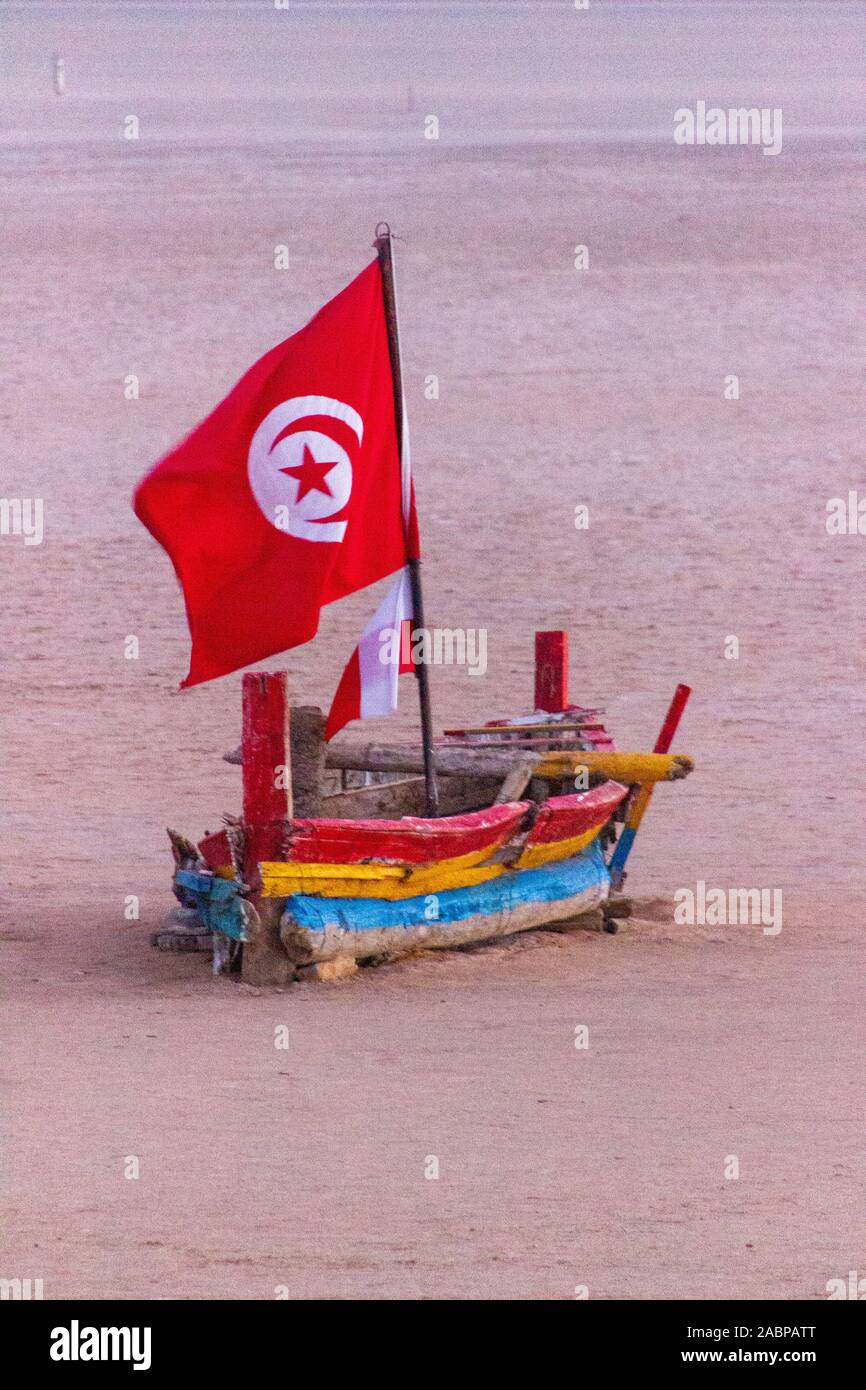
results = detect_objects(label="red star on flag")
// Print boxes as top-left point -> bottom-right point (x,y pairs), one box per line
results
280,444 -> 338,502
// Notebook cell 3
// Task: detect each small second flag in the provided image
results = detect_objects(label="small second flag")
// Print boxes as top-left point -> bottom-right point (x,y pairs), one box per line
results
325,567 -> 415,741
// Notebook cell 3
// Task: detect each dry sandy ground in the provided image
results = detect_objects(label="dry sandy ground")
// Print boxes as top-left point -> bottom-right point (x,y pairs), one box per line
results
2,2 -> 865,1299
5,899 -> 866,1301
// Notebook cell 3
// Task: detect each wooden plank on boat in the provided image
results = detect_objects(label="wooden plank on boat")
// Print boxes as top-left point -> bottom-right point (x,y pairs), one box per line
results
441,737 -> 593,751
514,782 -> 629,869
260,859 -> 506,901
523,783 -> 628,846
516,824 -> 605,870
226,737 -> 693,785
541,751 -> 692,783
442,720 -> 601,737
325,742 -> 693,784
323,742 -> 513,775
273,860 -> 405,880
281,801 -> 529,867
290,705 -> 326,817
494,753 -> 537,804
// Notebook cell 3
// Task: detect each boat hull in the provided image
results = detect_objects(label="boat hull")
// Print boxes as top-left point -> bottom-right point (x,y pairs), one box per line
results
278,838 -> 611,965
175,785 -> 627,970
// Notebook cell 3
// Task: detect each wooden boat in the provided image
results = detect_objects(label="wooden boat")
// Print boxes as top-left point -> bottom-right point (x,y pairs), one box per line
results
147,237 -> 693,983
163,634 -> 693,982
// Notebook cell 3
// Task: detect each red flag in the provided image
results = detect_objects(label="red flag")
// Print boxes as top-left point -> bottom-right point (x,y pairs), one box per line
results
134,260 -> 416,687
325,567 -> 415,740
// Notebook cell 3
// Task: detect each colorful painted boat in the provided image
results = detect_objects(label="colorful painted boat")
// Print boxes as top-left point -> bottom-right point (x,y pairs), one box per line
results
140,239 -> 694,982
175,782 -> 629,966
162,636 -> 693,981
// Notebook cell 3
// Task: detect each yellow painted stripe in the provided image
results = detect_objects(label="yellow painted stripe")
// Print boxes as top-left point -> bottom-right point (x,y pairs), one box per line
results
212,861 -> 408,884
401,862 -> 505,896
259,840 -> 513,897
514,824 -> 601,870
260,860 -> 506,900
215,825 -> 605,892
278,861 -> 405,880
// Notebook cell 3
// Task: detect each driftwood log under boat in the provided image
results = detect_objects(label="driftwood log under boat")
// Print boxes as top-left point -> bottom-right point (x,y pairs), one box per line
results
159,632 -> 694,984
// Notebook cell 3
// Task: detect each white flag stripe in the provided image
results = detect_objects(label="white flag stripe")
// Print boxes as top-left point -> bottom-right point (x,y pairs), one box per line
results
358,568 -> 413,719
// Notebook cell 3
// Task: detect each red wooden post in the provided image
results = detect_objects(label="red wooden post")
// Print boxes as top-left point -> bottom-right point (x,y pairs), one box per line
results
240,671 -> 294,986
652,683 -> 692,754
242,670 -> 293,832
608,682 -> 692,890
534,631 -> 568,712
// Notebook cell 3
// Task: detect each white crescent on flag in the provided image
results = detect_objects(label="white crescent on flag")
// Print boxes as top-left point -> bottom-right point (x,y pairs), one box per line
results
247,395 -> 362,543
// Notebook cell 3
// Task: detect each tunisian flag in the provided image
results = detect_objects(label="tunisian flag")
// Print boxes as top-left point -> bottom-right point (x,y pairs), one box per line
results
134,260 -> 414,687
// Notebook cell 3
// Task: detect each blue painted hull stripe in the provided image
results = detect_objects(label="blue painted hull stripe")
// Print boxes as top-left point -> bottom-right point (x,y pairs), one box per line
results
286,839 -> 610,934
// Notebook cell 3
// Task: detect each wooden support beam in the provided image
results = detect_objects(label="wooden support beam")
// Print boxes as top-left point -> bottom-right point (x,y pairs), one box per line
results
229,734 -> 691,785
494,754 -> 538,805
325,741 -> 516,777
325,742 -> 693,784
443,718 -> 603,737
438,737 -> 589,750
290,705 -> 326,817
535,630 -> 568,712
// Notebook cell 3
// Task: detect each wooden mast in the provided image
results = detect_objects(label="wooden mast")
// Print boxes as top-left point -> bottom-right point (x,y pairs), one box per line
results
374,222 -> 440,816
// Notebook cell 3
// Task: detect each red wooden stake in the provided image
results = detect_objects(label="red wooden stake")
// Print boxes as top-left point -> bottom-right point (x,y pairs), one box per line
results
534,631 -> 568,712
608,682 -> 692,890
240,671 -> 295,986
242,671 -> 292,872
652,683 -> 692,754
